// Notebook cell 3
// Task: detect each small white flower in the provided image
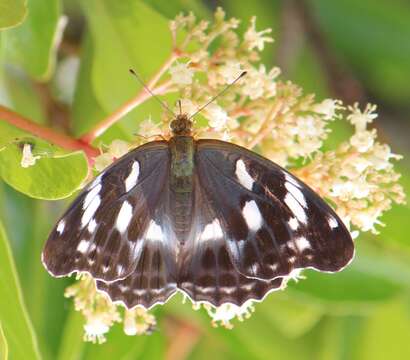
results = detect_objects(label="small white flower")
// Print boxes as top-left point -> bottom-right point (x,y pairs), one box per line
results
94,153 -> 114,172
109,139 -> 129,158
242,67 -> 265,100
354,207 -> 384,233
139,116 -> 162,138
348,103 -> 377,132
220,61 -> 243,83
368,143 -> 402,171
350,130 -> 376,153
281,269 -> 306,288
124,308 -> 156,336
169,62 -> 194,85
21,143 -> 41,168
313,99 -> 343,120
178,99 -> 198,117
84,315 -> 110,344
205,300 -> 255,328
205,103 -> 229,130
244,16 -> 273,51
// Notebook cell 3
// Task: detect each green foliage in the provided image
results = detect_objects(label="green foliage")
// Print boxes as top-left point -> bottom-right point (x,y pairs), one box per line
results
0,0 -> 409,359
0,0 -> 27,30
0,221 -> 41,360
311,0 -> 410,107
0,123 -> 88,200
1,0 -> 61,80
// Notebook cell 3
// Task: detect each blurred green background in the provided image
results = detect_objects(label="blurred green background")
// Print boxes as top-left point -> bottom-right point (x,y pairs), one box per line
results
0,0 -> 409,359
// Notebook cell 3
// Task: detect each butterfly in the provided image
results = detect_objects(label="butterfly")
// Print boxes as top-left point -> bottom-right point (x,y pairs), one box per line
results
42,106 -> 354,309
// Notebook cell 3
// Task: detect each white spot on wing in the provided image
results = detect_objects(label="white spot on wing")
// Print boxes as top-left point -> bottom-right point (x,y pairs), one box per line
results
125,161 -> 140,192
285,181 -> 307,208
288,217 -> 299,231
235,159 -> 254,191
145,220 -> 163,242
83,184 -> 101,210
242,200 -> 263,232
56,220 -> 65,234
200,219 -> 223,242
295,236 -> 311,251
328,216 -> 338,229
77,239 -> 89,254
81,195 -> 101,228
284,193 -> 307,224
116,201 -> 133,233
88,218 -> 97,233
285,172 -> 301,188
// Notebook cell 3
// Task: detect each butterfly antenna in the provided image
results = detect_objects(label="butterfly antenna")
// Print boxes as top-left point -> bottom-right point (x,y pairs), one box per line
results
129,69 -> 176,118
188,71 -> 247,120
178,100 -> 182,115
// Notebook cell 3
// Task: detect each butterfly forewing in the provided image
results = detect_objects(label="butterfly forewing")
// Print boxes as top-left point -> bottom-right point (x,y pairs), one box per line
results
195,139 -> 354,281
42,141 -> 174,283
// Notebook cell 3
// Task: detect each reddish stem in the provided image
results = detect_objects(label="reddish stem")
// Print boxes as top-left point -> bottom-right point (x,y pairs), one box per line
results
80,52 -> 179,144
80,80 -> 173,144
0,105 -> 99,161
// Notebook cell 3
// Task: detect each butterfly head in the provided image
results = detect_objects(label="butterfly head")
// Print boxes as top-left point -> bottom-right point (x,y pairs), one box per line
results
170,113 -> 193,136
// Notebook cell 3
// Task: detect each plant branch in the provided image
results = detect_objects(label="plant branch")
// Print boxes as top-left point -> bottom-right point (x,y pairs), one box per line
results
80,80 -> 174,144
0,105 -> 99,160
246,100 -> 285,149
81,52 -> 180,144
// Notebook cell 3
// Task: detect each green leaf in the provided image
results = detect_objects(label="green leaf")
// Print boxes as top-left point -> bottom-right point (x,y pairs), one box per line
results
310,0 -> 410,107
0,322 -> 8,360
358,300 -> 410,359
316,316 -> 364,360
78,0 -> 172,139
57,309 -> 85,360
0,220 -> 41,360
229,314 -> 314,360
2,0 -> 61,80
258,293 -> 323,338
83,321 -> 164,360
0,65 -> 47,124
71,32 -> 129,144
0,122 -> 88,200
142,0 -> 210,19
0,0 -> 27,30
287,242 -> 405,312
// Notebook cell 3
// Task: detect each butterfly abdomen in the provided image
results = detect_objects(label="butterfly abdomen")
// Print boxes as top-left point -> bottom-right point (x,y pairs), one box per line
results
169,136 -> 195,244
169,136 -> 194,193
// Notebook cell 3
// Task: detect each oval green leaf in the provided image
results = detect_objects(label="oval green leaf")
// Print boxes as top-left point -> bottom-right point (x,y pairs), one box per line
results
0,0 -> 27,30
2,0 -> 61,79
0,122 -> 88,200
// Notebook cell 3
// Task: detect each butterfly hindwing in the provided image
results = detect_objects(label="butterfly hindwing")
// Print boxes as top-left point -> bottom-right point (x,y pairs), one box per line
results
177,174 -> 284,306
96,182 -> 180,309
96,170 -> 284,309
42,141 -> 175,283
195,139 -> 354,281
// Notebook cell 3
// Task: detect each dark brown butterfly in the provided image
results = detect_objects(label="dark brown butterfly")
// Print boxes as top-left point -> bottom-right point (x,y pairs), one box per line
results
42,106 -> 354,309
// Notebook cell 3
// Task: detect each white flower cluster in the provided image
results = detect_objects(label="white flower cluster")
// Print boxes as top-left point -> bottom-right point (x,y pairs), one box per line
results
294,103 -> 405,235
71,8 -> 404,336
65,274 -> 157,343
